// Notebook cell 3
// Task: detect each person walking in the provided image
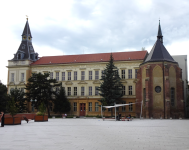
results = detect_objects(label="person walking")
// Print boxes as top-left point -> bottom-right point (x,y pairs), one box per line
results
1,111 -> 4,127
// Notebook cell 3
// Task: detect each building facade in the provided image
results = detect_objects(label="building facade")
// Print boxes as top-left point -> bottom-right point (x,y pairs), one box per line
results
7,19 -> 186,118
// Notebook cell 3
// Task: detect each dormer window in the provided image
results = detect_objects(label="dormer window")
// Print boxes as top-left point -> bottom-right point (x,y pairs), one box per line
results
18,53 -> 21,59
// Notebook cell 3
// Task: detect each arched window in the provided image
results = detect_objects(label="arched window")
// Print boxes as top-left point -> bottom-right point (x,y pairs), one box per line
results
171,87 -> 175,106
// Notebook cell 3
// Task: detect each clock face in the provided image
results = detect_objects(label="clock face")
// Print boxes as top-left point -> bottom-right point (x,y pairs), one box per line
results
155,86 -> 161,93
23,36 -> 26,40
28,36 -> 31,40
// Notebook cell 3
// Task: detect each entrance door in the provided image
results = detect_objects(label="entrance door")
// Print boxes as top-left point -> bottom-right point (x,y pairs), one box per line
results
80,103 -> 86,116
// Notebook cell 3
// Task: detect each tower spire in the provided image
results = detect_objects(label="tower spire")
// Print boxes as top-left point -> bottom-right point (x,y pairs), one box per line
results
157,20 -> 163,43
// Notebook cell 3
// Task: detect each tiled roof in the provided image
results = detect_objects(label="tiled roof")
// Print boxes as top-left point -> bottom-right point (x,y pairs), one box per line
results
31,51 -> 148,66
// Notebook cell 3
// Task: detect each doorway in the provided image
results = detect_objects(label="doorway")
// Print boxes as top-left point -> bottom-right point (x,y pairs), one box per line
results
80,103 -> 86,116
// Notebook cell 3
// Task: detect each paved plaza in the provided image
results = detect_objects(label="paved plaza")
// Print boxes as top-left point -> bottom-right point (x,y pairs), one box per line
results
0,118 -> 189,150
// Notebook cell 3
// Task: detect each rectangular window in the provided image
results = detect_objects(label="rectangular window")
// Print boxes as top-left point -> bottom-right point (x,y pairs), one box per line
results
56,72 -> 59,81
81,87 -> 85,96
67,87 -> 71,96
89,102 -> 92,111
95,71 -> 99,80
121,70 -> 125,79
74,87 -> 77,96
95,86 -> 99,96
50,72 -> 53,79
74,71 -> 77,80
108,108 -> 112,112
62,72 -> 65,81
95,102 -> 99,112
135,69 -> 138,79
21,73 -> 24,82
122,102 -> 126,112
89,71 -> 92,80
129,86 -> 132,95
89,86 -> 92,96
11,73 -> 14,82
129,102 -> 133,111
81,71 -> 85,80
68,72 -> 71,80
74,102 -> 77,111
122,86 -> 125,95
128,69 -> 132,79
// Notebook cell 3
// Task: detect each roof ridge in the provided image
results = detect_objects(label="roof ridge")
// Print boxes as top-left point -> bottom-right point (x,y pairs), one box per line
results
40,50 -> 148,58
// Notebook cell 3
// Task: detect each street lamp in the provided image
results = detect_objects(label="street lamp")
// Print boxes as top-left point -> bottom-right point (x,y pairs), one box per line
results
30,99 -> 37,112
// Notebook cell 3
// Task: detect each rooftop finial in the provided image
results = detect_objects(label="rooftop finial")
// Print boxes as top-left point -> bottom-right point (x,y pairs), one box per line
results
26,15 -> 28,20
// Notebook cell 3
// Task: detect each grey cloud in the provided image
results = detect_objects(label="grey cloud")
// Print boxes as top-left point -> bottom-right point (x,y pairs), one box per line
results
11,0 -> 189,55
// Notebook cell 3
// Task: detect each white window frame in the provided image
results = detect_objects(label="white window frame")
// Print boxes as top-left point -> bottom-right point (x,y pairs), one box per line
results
89,71 -> 92,80
89,102 -> 92,112
81,71 -> 85,80
89,86 -> 92,96
74,87 -> 77,96
11,73 -> 14,82
129,102 -> 133,112
68,72 -> 71,80
95,86 -> 99,96
128,69 -> 132,79
67,87 -> 71,96
129,86 -> 132,95
95,102 -> 99,112
21,73 -> 24,82
62,72 -> 65,81
121,70 -> 125,79
50,72 -> 53,79
56,72 -> 59,81
81,87 -> 85,96
95,70 -> 99,80
74,71 -> 77,80
74,102 -> 77,111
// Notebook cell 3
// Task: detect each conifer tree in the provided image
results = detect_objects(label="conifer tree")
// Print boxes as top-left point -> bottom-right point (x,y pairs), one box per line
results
25,72 -> 61,117
53,87 -> 71,115
98,53 -> 123,115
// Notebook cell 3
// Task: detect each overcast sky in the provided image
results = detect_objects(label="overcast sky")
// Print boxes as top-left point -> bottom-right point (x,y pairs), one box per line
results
0,0 -> 189,84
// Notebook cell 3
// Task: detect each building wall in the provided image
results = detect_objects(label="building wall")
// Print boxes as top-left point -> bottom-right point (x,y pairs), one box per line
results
7,59 -> 142,117
172,55 -> 189,117
136,62 -> 185,118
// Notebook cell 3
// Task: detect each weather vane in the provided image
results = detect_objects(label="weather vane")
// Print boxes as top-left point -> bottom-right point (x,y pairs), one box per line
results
26,15 -> 28,20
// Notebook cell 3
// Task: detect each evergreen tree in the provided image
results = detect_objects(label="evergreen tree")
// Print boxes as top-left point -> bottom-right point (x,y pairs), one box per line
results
6,98 -> 18,118
98,53 -> 123,115
0,83 -> 9,112
25,72 -> 61,117
53,87 -> 71,115
10,88 -> 26,113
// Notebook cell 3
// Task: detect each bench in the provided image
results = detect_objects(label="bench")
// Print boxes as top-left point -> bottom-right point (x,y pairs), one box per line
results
120,117 -> 133,121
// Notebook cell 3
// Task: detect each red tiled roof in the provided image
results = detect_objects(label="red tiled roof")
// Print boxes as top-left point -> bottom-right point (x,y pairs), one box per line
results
31,51 -> 148,66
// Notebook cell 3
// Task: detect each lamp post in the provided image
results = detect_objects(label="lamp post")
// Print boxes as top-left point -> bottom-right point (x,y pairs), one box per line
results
30,99 -> 37,112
